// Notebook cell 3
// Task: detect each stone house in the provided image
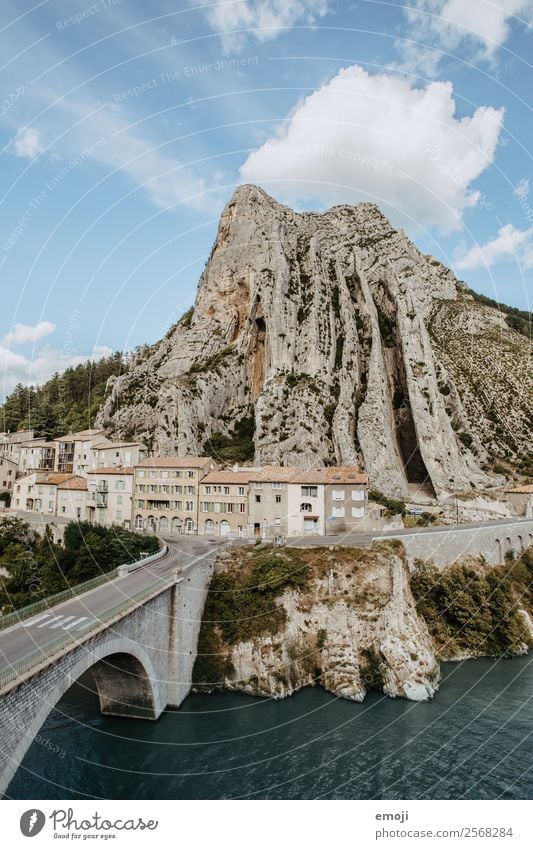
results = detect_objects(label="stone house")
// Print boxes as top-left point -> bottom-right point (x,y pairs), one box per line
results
505,484 -> 533,518
12,472 -> 72,514
198,470 -> 254,537
323,467 -> 369,533
86,467 -> 134,529
53,429 -> 106,475
0,457 -> 18,496
247,466 -> 295,540
18,440 -> 56,474
56,476 -> 89,521
133,456 -> 216,535
90,438 -> 148,470
0,430 -> 35,466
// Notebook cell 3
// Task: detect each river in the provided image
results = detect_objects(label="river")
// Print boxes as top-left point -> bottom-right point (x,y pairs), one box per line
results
7,656 -> 532,799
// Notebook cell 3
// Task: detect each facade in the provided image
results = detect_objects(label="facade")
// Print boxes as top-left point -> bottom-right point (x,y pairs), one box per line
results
198,470 -> 254,537
0,430 -> 35,466
0,457 -> 18,495
323,467 -> 369,534
18,440 -> 56,474
86,467 -> 134,528
248,465 -> 369,539
133,456 -> 216,535
247,466 -> 293,539
56,477 -> 89,521
12,472 -> 69,514
90,438 -> 147,470
505,484 -> 533,518
54,429 -> 106,475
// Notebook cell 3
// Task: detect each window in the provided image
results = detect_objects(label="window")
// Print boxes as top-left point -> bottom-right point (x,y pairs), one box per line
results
351,489 -> 364,501
200,501 -> 210,512
137,469 -> 145,477
116,480 -> 125,491
275,494 -> 282,504
174,485 -> 182,494
175,470 -> 182,478
223,486 -> 230,495
301,486 -> 318,497
171,501 -> 182,510
255,494 -> 261,503
351,506 -> 364,518
271,482 -> 282,490
136,499 -> 145,508
214,502 -> 221,513
161,471 -> 169,479
150,470 -> 156,478
162,485 -> 169,493
117,495 -> 123,505
254,482 -> 263,490
185,500 -> 194,511
116,510 -> 122,520
187,485 -> 195,494
300,502 -> 312,512
227,503 -> 234,513
238,486 -> 245,496
332,490 -> 344,501
332,506 -> 345,518
205,486 -> 211,495
61,506 -> 66,513
135,515 -> 143,529
239,503 -> 246,513
187,470 -> 194,478
275,518 -> 281,526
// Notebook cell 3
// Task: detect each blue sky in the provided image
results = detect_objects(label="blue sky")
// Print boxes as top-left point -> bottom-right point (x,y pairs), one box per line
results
1,0 -> 531,398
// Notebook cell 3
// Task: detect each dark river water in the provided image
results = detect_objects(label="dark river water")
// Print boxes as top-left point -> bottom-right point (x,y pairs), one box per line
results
7,656 -> 533,800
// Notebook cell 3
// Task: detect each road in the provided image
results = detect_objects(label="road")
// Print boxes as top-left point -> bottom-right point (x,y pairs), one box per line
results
286,516 -> 532,547
1,517 -> 529,672
0,536 -> 225,670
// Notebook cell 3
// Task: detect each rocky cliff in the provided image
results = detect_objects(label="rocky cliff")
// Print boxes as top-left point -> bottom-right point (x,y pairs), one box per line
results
191,543 -> 533,703
192,542 -> 440,702
97,184 -> 531,499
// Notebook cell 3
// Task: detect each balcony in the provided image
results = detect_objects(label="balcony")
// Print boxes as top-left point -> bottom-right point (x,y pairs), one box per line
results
96,481 -> 109,492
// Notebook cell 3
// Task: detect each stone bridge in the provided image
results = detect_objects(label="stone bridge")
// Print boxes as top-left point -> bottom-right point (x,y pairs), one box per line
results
0,552 -> 214,797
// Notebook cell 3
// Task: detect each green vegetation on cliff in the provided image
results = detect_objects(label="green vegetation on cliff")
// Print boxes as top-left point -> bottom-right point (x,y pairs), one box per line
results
0,353 -> 124,439
410,548 -> 533,659
0,517 -> 158,613
192,547 -> 310,687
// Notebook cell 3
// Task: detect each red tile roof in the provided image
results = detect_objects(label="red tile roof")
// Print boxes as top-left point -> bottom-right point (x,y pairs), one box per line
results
57,476 -> 88,491
87,467 -> 135,475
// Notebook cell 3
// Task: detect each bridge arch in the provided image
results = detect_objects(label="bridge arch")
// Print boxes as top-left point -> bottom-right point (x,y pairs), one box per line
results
5,638 -> 164,796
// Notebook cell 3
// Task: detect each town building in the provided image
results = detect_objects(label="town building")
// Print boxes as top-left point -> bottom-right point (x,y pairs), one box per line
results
54,429 -> 106,475
133,456 -> 216,534
0,457 -> 18,496
323,467 -> 369,533
248,466 -> 370,539
56,477 -> 89,521
86,467 -> 134,528
505,484 -> 533,518
18,440 -> 56,474
198,470 -> 255,537
0,430 -> 36,466
12,472 -> 72,514
247,466 -> 294,539
90,438 -> 148,470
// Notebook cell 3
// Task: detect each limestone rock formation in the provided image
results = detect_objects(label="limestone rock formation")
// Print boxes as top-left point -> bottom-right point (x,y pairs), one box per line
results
193,542 -> 440,702
97,184 -> 531,499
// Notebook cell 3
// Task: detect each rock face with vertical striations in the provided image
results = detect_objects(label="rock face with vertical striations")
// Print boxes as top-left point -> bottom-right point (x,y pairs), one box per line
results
97,184 -> 531,499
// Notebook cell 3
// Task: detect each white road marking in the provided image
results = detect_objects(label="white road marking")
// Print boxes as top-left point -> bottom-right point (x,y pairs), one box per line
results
48,615 -> 76,629
63,617 -> 87,630
24,614 -> 52,627
37,616 -> 64,628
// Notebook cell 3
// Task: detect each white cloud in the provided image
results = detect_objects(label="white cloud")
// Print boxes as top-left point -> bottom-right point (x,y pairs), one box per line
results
240,65 -> 504,232
0,341 -> 113,398
14,127 -> 43,160
455,222 -> 533,270
514,177 -> 530,199
0,321 -> 56,349
397,1 -> 533,73
194,0 -> 329,51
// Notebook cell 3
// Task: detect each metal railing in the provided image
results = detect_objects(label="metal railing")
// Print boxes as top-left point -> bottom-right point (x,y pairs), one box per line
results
0,570 -> 119,631
0,544 -> 166,631
0,575 -> 176,690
